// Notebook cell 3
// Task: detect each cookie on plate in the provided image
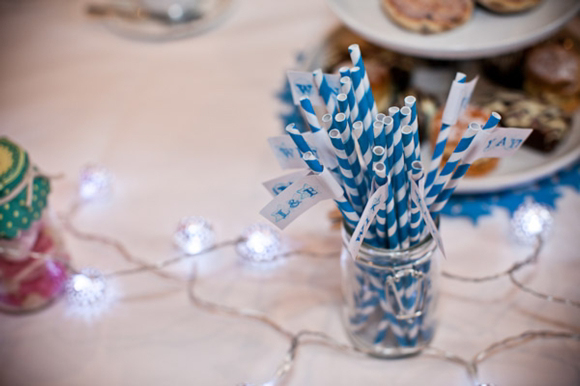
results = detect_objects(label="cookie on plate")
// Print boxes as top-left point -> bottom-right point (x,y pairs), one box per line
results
381,0 -> 474,34
477,0 -> 542,14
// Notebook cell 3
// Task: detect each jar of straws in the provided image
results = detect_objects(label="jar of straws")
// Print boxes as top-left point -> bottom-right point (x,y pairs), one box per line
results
264,44 -> 512,357
341,222 -> 440,357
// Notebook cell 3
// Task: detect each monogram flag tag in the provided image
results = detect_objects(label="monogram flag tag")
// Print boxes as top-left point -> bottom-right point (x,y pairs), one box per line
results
262,170 -> 310,197
260,172 -> 334,229
286,70 -> 341,106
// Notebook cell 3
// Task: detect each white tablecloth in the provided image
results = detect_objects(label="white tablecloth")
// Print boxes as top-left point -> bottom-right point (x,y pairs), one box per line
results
1,1 -> 579,385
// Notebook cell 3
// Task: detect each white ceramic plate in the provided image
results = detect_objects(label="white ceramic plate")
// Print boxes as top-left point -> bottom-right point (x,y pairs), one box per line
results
326,0 -> 580,59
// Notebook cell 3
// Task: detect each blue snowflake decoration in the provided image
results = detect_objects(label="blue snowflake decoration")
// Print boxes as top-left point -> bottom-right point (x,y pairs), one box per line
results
441,162 -> 580,223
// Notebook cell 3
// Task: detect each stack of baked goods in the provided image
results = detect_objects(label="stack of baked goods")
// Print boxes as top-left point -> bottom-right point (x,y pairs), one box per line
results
380,0 -> 543,34
311,20 -> 579,178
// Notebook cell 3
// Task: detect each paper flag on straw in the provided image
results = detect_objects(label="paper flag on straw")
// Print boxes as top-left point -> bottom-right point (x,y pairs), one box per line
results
409,175 -> 446,259
458,76 -> 478,117
262,170 -> 310,197
286,70 -> 340,106
267,132 -> 338,170
260,172 -> 334,229
347,184 -> 388,258
306,131 -> 340,169
267,135 -> 307,169
441,73 -> 468,126
473,127 -> 533,159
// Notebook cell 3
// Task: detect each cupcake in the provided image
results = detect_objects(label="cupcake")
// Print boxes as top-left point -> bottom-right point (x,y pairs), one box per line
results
524,43 -> 580,113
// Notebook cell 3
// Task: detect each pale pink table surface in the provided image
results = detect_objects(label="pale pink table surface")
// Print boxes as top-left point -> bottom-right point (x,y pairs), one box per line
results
0,1 -> 579,385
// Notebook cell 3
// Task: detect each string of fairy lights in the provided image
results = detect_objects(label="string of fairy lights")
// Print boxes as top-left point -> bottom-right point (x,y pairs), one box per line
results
8,164 -> 579,386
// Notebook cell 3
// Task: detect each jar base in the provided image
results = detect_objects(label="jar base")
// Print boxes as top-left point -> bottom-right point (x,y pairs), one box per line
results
346,325 -> 430,359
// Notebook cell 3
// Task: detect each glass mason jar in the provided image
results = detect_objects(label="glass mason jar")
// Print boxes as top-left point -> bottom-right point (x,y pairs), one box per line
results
0,136 -> 69,313
340,225 -> 441,357
0,213 -> 70,313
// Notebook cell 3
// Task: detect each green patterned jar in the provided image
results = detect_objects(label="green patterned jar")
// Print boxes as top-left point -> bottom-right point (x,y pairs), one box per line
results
0,137 -> 69,313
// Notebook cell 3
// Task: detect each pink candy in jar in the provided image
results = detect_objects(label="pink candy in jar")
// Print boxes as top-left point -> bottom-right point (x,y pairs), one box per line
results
0,137 -> 70,313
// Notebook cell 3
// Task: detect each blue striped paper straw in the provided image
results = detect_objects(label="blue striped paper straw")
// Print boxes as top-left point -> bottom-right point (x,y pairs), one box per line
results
387,107 -> 400,150
338,66 -> 351,79
371,146 -> 385,196
482,111 -> 501,131
349,264 -> 380,330
400,106 -> 412,128
389,107 -> 410,248
404,96 -> 421,162
321,113 -> 333,131
312,115 -> 343,185
409,161 -> 425,246
340,77 -> 359,127
353,121 -> 372,186
285,123 -> 312,155
335,113 -> 368,204
425,123 -> 481,208
348,44 -> 378,120
375,112 -> 387,149
302,151 -> 324,173
313,69 -> 337,116
299,96 -> 322,133
418,282 -> 435,344
400,106 -> 414,181
336,93 -> 351,125
353,121 -> 374,190
350,66 -> 373,138
429,165 -> 468,221
372,125 -> 386,188
382,115 -> 394,172
372,271 -> 407,346
355,119 -> 373,178
372,167 -> 387,248
429,114 -> 501,219
425,72 -> 467,190
352,121 -> 364,144
364,269 -> 387,333
373,312 -> 408,347
399,109 -> 412,172
402,127 -> 423,245
384,174 -> 399,250
329,129 -> 364,214
302,152 -> 360,229
401,125 -> 417,173
371,156 -> 387,248
415,258 -> 433,341
373,119 -> 386,149
371,161 -> 400,250
372,286 -> 392,344
372,162 -> 390,246
372,146 -> 386,168
403,280 -> 421,346
399,105 -> 413,173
